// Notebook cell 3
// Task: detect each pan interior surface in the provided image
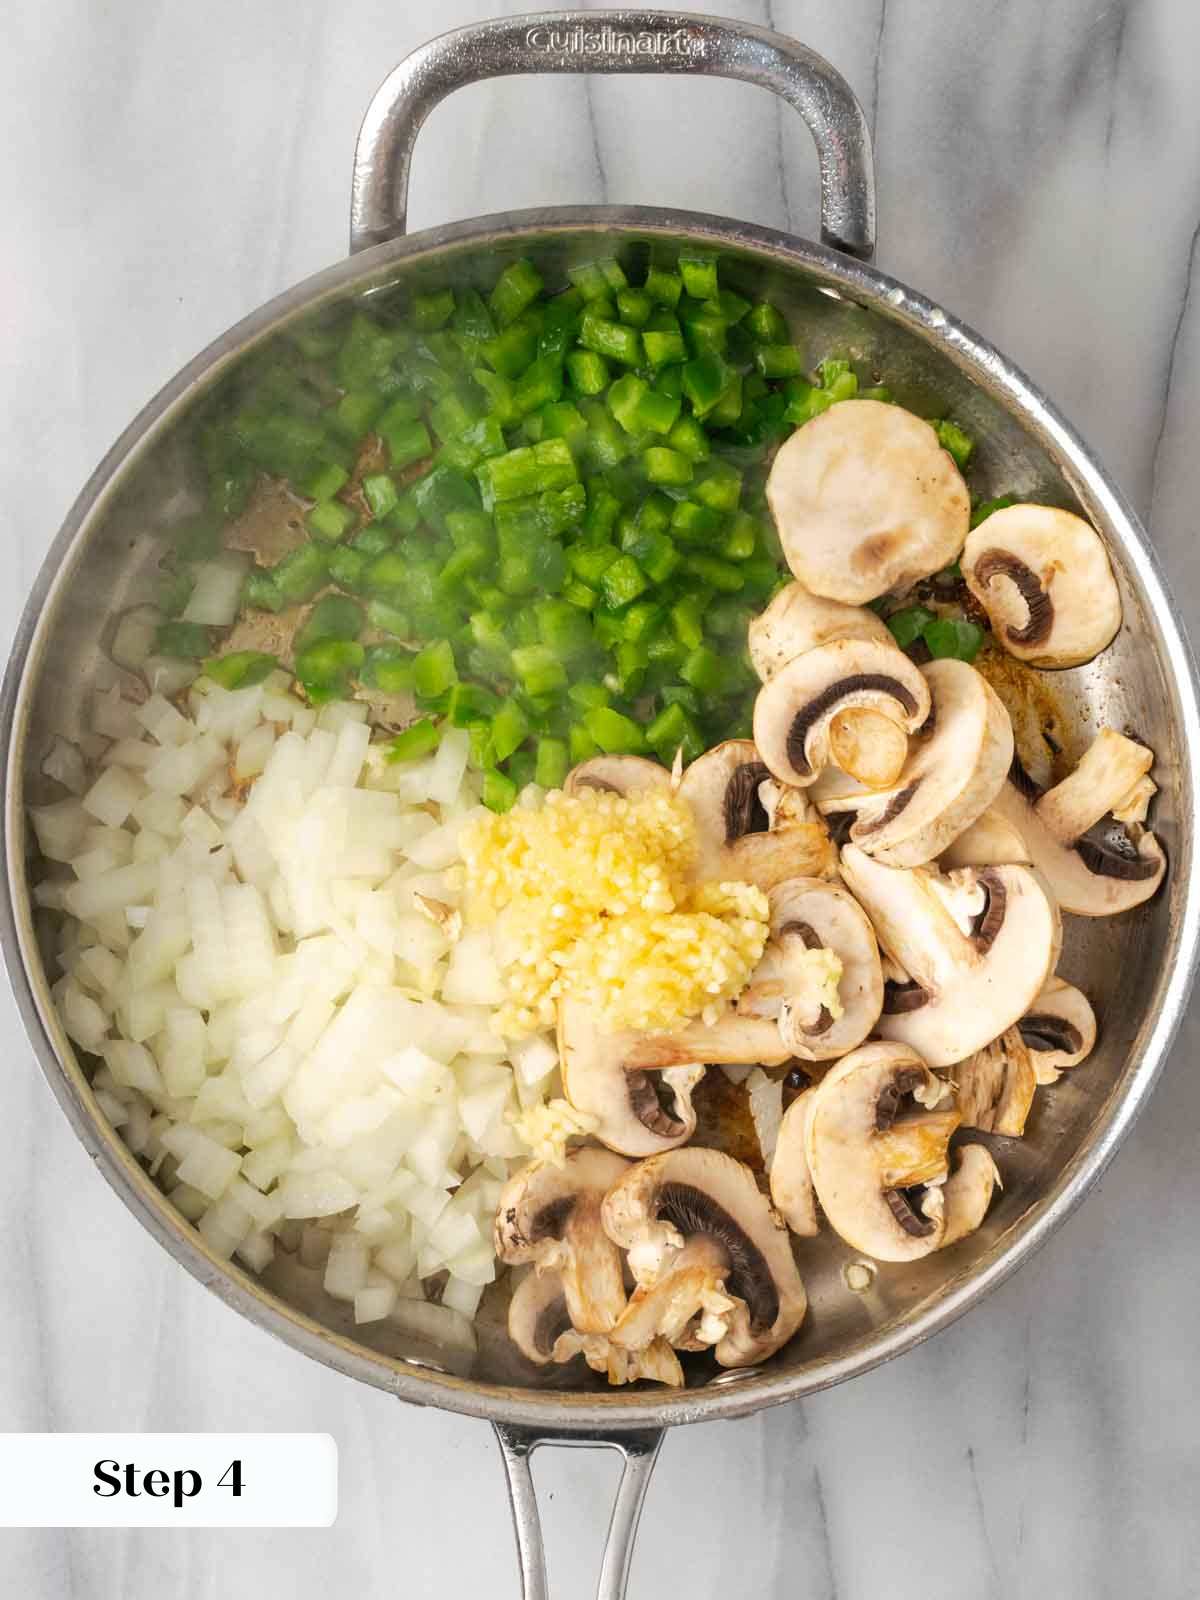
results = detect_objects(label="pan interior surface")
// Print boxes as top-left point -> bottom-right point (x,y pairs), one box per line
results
6,212 -> 1196,1426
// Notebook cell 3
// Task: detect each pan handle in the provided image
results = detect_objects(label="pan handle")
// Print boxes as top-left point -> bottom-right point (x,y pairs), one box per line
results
493,1421 -> 664,1600
350,10 -> 875,258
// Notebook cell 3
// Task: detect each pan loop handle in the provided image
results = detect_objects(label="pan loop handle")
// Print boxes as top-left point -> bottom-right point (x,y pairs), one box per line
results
350,10 -> 875,258
493,1421 -> 664,1600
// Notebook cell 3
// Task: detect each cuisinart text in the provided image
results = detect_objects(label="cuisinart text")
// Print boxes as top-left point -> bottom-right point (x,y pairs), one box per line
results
524,24 -> 706,59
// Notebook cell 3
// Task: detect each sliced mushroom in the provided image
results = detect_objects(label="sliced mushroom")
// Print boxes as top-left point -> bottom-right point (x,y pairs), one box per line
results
508,1266 -> 685,1385
766,399 -> 971,604
804,1042 -> 961,1261
839,844 -> 1062,1068
564,754 -> 671,798
749,581 -> 893,682
506,1264 -> 574,1366
495,1148 -> 632,1341
602,1147 -> 807,1367
558,1001 -> 705,1158
940,1146 -> 1002,1247
847,658 -> 1014,867
743,878 -> 883,1060
624,878 -> 880,1069
678,740 -> 837,888
991,741 -> 1165,916
572,1332 -> 686,1387
1034,729 -> 1154,843
753,637 -> 931,790
962,504 -> 1122,667
951,1025 -> 1037,1136
939,808 -> 1031,869
748,587 -> 910,786
768,1087 -> 820,1236
1019,977 -> 1096,1084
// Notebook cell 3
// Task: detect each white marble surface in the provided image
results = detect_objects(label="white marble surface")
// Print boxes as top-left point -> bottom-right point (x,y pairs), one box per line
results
4,1 -> 1200,1595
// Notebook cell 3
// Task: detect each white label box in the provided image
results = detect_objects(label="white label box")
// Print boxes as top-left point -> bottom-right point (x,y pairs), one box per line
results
0,1434 -> 338,1527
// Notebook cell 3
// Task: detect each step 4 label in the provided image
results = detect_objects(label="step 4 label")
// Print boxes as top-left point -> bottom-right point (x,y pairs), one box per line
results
0,1434 -> 337,1527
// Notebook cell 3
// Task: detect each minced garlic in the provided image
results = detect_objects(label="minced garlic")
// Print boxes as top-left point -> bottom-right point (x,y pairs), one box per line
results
461,787 -> 770,1036
792,946 -> 845,1024
510,1097 -> 599,1167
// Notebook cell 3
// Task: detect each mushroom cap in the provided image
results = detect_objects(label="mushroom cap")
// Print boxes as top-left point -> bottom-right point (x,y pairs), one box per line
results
602,1146 -> 807,1367
939,808 -> 1031,869
1019,977 -> 1097,1083
850,658 -> 1014,867
940,1145 -> 1002,1248
804,1041 -> 959,1261
768,1087 -> 820,1236
991,763 -> 1166,917
753,636 -> 932,789
758,878 -> 883,1061
558,1001 -> 704,1157
678,740 -> 837,888
766,400 -> 971,604
748,581 -> 893,682
494,1147 -> 632,1335
839,844 -> 1062,1068
951,1024 -> 1037,1136
564,754 -> 671,798
962,504 -> 1122,667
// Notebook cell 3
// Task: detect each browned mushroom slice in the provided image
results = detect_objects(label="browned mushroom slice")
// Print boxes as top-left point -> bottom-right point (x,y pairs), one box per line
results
1034,729 -> 1154,842
678,740 -> 837,888
494,1147 -> 632,1338
848,658 -> 1014,867
603,1147 -> 807,1368
753,637 -> 931,790
951,1026 -> 1037,1136
839,845 -> 1061,1068
991,736 -> 1165,916
768,1087 -> 820,1237
804,1042 -> 962,1261
940,1146 -> 1002,1248
962,505 -> 1122,668
748,581 -> 894,682
1018,978 -> 1097,1084
766,400 -> 971,604
506,1265 -> 574,1366
509,1266 -> 685,1386
558,1001 -> 704,1158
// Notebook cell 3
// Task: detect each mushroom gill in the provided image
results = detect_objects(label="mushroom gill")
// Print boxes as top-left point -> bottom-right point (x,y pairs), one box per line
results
970,548 -> 1053,648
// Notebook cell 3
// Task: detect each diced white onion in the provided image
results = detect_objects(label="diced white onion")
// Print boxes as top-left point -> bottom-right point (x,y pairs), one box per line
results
747,1067 -> 784,1172
42,737 -> 87,795
181,552 -> 250,626
110,605 -> 163,673
143,655 -> 200,698
82,765 -> 143,829
38,682 -> 566,1342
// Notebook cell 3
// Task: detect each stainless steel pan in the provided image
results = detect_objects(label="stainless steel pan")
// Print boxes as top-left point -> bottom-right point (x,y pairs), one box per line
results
4,13 -> 1199,1597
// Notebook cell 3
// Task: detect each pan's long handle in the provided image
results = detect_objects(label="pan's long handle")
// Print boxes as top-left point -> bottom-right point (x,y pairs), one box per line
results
350,10 -> 874,258
493,1421 -> 664,1600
